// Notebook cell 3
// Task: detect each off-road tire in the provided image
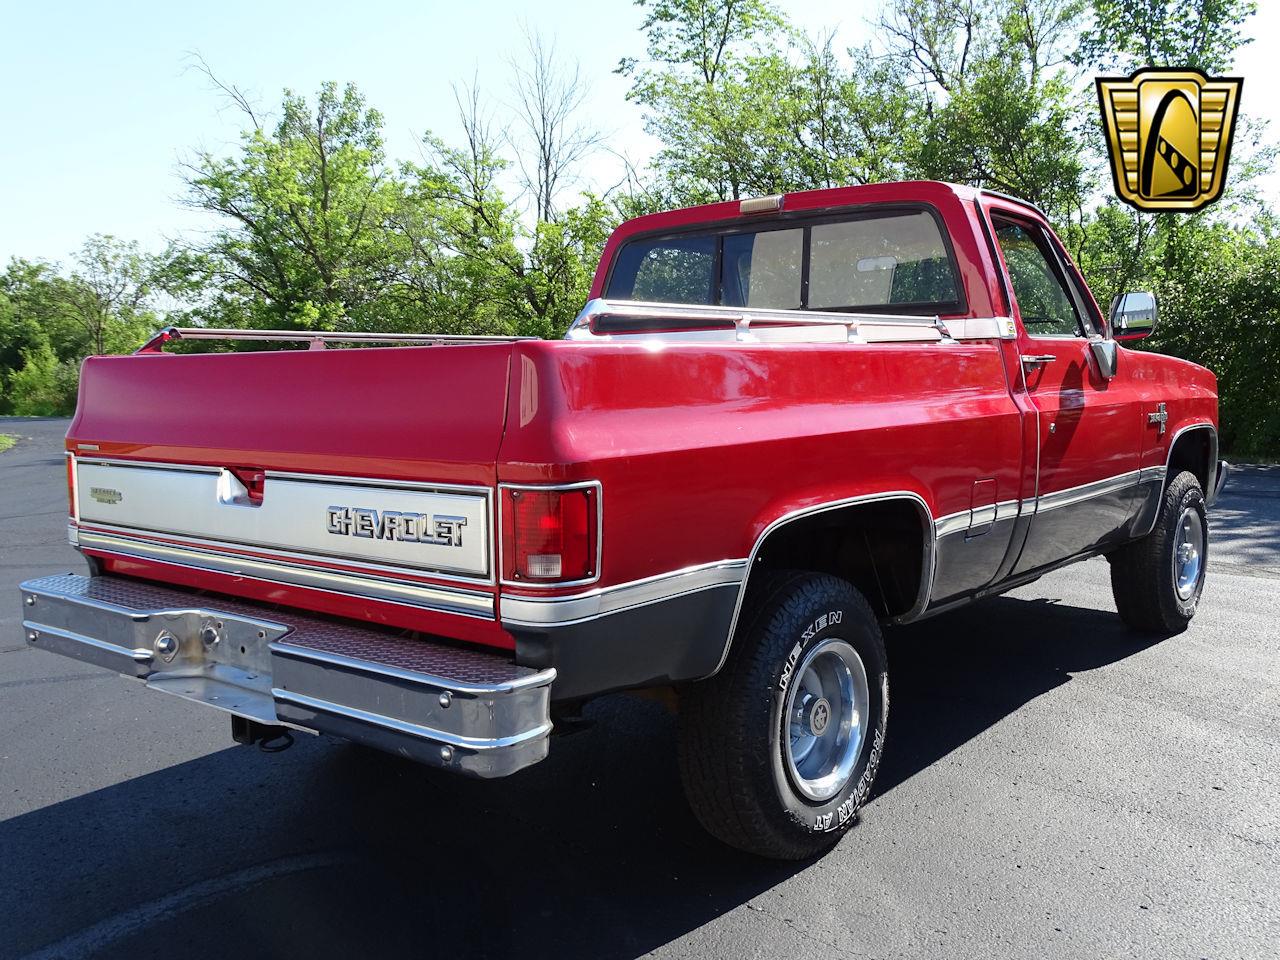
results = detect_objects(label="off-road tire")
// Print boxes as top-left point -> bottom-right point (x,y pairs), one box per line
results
678,571 -> 888,860
1108,470 -> 1207,633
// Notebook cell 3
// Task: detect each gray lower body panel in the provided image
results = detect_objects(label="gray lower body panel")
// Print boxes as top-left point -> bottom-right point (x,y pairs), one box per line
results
930,516 -> 1019,604
1012,479 -> 1137,576
18,574 -> 554,778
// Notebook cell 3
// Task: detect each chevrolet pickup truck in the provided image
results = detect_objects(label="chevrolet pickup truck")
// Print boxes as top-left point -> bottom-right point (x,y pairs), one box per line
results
18,181 -> 1227,859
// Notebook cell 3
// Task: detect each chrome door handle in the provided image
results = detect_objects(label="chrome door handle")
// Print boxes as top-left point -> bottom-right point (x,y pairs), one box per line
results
1021,354 -> 1057,365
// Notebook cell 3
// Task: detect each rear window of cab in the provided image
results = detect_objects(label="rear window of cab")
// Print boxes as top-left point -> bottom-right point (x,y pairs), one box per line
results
605,208 -> 962,315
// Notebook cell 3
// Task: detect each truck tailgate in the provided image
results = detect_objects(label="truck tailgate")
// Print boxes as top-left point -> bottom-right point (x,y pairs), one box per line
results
70,344 -> 513,483
65,344 -> 515,645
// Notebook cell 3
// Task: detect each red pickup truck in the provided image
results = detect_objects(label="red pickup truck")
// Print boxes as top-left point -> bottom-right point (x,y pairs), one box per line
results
19,181 -> 1226,859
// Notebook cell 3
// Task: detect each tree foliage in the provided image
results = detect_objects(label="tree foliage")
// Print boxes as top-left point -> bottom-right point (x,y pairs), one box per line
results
2,1 -> 1276,454
1078,0 -> 1257,72
0,241 -> 160,415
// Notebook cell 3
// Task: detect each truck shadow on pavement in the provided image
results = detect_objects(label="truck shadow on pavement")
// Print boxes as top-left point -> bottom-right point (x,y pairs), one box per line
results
1,593 -> 1167,960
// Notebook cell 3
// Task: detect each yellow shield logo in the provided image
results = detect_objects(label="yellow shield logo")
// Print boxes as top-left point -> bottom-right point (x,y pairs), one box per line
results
1096,67 -> 1243,212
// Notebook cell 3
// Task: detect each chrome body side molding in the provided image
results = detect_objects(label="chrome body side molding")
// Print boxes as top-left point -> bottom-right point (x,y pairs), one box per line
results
500,560 -> 748,627
933,500 -> 1021,540
1033,469 -> 1141,514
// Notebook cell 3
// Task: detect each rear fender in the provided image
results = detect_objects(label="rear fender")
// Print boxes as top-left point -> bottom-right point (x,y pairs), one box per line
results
708,491 -> 935,677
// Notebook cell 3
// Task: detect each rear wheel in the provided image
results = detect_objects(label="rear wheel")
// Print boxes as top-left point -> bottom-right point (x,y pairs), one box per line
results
678,571 -> 888,860
1109,470 -> 1208,633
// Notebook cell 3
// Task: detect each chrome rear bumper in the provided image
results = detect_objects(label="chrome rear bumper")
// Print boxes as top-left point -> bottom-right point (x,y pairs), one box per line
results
18,574 -> 554,778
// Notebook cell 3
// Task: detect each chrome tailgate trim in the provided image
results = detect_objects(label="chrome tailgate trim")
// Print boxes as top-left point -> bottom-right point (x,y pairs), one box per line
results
75,526 -> 496,619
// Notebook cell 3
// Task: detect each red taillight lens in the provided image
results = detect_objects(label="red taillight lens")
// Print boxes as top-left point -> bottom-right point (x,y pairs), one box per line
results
66,454 -> 77,520
502,485 -> 598,583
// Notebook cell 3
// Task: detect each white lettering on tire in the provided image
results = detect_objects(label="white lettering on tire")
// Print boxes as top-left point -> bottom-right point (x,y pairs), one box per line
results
780,610 -> 843,692
812,727 -> 885,832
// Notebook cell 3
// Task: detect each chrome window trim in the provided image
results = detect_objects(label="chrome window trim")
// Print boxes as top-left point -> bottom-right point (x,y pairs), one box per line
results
497,480 -> 604,590
76,529 -> 495,619
711,491 -> 936,676
501,559 -> 748,627
71,458 -> 496,585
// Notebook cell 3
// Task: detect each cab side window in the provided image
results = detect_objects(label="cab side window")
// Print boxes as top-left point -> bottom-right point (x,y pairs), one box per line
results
992,219 -> 1082,337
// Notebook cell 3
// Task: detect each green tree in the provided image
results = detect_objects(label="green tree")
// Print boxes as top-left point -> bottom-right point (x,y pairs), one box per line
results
180,78 -> 407,331
622,0 -> 1091,219
57,235 -> 159,355
620,0 -> 797,202
1078,0 -> 1256,72
880,0 -> 1092,222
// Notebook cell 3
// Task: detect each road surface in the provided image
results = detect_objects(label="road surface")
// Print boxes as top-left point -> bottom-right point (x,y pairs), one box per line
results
1,417 -> 1276,959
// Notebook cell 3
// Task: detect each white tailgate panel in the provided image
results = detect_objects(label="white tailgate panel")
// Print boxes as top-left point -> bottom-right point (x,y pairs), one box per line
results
75,461 -> 491,579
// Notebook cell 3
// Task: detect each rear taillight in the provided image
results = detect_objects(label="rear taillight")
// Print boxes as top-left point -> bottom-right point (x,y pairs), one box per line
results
501,484 -> 600,585
66,453 -> 78,521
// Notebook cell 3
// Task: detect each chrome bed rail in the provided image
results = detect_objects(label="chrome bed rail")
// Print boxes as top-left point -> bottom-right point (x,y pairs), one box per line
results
565,298 -> 1016,344
137,327 -> 537,354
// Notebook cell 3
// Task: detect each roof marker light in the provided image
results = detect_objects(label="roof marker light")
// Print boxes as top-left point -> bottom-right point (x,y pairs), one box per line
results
739,195 -> 783,215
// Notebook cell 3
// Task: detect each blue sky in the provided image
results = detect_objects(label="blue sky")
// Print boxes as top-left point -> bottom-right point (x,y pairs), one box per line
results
2,0 -> 1277,266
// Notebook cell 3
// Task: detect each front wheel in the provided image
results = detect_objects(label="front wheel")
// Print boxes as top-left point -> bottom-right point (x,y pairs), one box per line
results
1108,470 -> 1208,633
678,571 -> 888,860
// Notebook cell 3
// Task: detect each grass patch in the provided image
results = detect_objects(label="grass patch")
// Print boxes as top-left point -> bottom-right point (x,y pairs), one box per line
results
0,434 -> 17,454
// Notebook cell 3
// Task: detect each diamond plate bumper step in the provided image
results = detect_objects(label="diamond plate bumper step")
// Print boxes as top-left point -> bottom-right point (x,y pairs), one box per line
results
18,574 -> 555,778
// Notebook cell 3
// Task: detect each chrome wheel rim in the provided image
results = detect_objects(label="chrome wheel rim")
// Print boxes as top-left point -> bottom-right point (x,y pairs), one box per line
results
783,638 -> 870,802
1173,506 -> 1205,601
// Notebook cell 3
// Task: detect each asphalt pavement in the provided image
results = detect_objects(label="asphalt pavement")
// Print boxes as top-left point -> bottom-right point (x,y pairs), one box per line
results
1,417 -> 1276,960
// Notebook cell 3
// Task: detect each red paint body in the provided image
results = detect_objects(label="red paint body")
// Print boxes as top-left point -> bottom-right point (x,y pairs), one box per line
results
65,182 -> 1218,650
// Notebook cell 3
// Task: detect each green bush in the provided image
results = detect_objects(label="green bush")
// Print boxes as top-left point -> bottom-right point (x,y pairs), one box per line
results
6,343 -> 79,416
1146,239 -> 1280,459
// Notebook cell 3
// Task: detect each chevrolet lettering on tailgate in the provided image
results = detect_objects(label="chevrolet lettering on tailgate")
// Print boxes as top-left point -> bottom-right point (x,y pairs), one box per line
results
326,505 -> 467,547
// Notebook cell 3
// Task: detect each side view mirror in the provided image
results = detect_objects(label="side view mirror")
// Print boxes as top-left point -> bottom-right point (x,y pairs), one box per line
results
1109,291 -> 1157,341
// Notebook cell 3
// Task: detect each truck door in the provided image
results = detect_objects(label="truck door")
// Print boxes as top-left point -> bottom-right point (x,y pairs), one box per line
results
982,202 -> 1143,575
